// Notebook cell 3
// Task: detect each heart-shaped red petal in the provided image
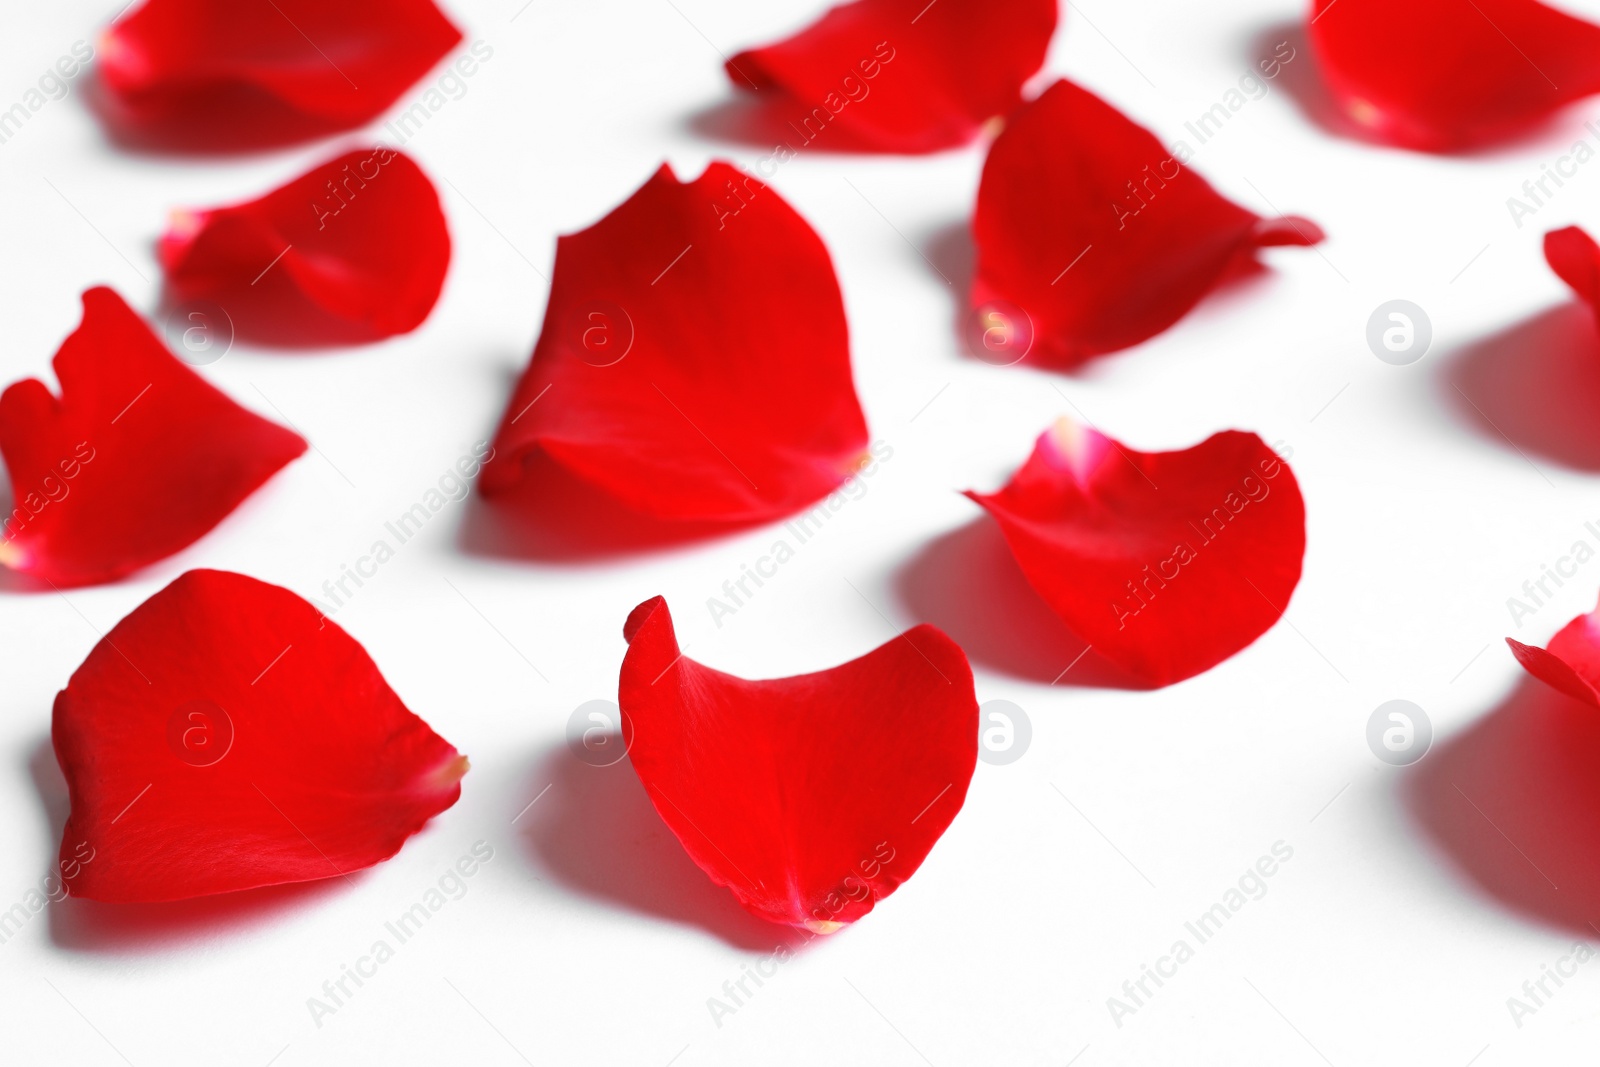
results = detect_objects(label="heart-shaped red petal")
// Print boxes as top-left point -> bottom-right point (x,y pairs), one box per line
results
618,597 -> 977,929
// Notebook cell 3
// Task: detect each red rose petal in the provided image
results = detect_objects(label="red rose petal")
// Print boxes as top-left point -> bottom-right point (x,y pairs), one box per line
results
54,569 -> 466,903
0,288 -> 306,587
725,0 -> 1058,153
1545,225 -> 1600,315
971,79 -> 1324,367
1308,0 -> 1600,151
619,597 -> 977,930
1507,602 -> 1600,707
965,420 -> 1306,687
480,161 -> 870,526
99,0 -> 463,148
160,148 -> 451,344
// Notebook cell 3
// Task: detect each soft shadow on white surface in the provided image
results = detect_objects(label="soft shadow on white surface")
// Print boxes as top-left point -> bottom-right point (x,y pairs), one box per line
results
1440,301 -> 1600,472
1407,677 -> 1600,936
458,457 -> 758,564
893,518 -> 1156,689
516,740 -> 806,952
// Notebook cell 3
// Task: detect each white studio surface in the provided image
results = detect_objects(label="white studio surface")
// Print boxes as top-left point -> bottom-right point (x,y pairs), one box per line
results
2,0 -> 1599,1063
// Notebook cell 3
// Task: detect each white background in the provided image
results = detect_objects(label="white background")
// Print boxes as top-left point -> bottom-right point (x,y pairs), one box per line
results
4,0 -> 1600,1063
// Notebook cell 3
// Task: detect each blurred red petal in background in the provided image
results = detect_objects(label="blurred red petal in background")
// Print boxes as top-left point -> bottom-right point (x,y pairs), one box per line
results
1545,225 -> 1600,318
966,419 -> 1306,687
618,597 -> 977,930
1307,0 -> 1600,151
971,80 -> 1323,368
160,148 -> 451,344
54,569 -> 467,903
98,0 -> 463,150
724,0 -> 1058,152
0,288 -> 305,587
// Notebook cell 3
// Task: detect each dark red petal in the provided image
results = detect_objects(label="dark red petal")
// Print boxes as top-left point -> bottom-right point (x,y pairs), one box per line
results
1308,0 -> 1600,151
971,80 -> 1323,367
618,597 -> 977,930
54,569 -> 466,903
0,289 -> 306,587
481,161 -> 870,526
965,420 -> 1306,687
160,148 -> 451,344
1507,603 -> 1600,707
725,0 -> 1057,153
99,0 -> 462,147
1545,225 -> 1600,314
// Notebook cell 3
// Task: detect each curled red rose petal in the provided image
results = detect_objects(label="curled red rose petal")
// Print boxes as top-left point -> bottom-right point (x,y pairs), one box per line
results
53,569 -> 466,903
0,288 -> 306,587
971,79 -> 1324,367
1507,598 -> 1600,707
1308,0 -> 1600,151
481,161 -> 870,525
98,0 -> 463,148
965,420 -> 1306,687
160,148 -> 451,344
618,597 -> 977,930
1545,225 -> 1600,317
725,0 -> 1058,153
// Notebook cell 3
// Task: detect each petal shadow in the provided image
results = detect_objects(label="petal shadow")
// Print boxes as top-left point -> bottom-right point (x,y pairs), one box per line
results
515,739 -> 804,951
1441,301 -> 1600,472
892,518 -> 1156,689
1406,676 -> 1600,935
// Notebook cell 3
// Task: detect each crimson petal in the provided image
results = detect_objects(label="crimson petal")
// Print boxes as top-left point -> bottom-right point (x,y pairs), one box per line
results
99,0 -> 462,148
619,597 -> 977,930
54,569 -> 466,903
481,162 -> 870,526
725,0 -> 1057,153
1507,600 -> 1600,707
160,148 -> 451,344
965,420 -> 1306,687
971,79 -> 1324,367
1545,225 -> 1600,316
0,289 -> 306,587
1308,0 -> 1600,151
